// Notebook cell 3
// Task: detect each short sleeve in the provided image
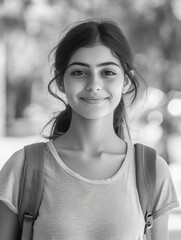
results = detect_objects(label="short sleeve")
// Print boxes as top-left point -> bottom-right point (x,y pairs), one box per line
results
152,155 -> 180,220
0,149 -> 24,214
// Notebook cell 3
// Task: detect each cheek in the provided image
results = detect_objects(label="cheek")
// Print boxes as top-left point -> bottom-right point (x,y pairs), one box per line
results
64,75 -> 84,91
110,81 -> 124,97
64,78 -> 77,94
64,82 -> 81,105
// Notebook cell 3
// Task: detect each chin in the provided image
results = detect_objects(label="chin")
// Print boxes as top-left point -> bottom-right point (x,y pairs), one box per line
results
77,110 -> 113,120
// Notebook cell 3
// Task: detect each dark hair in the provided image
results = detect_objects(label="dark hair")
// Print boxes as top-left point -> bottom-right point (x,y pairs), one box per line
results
44,18 -> 140,140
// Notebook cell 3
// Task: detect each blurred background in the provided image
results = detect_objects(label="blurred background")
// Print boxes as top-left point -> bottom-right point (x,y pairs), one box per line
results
0,0 -> 181,238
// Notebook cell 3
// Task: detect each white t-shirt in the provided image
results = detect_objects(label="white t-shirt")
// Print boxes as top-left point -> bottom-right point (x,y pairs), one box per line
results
0,140 -> 179,240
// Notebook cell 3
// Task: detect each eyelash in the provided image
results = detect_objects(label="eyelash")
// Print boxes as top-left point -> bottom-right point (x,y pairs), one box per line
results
71,70 -> 87,76
102,71 -> 116,76
70,70 -> 116,77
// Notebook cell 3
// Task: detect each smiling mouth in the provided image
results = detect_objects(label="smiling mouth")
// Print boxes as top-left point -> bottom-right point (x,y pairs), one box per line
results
80,98 -> 109,104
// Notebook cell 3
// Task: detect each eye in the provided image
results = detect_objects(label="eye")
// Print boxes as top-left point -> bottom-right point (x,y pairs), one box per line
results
71,70 -> 87,76
101,70 -> 116,77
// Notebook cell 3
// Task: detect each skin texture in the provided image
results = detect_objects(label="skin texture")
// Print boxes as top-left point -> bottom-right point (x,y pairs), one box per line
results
151,213 -> 169,240
63,44 -> 128,121
58,44 -> 130,155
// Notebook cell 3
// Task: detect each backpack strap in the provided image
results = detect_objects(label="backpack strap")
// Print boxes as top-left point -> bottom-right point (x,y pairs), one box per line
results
134,143 -> 156,240
18,142 -> 45,240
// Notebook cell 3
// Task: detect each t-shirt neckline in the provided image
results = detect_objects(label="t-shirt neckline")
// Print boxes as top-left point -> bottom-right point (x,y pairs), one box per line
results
47,140 -> 132,184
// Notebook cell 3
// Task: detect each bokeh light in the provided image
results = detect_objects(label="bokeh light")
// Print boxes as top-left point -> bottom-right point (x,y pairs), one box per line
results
168,98 -> 181,116
171,0 -> 181,21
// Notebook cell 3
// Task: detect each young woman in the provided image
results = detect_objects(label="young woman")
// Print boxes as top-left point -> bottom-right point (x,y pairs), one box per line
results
0,18 -> 179,240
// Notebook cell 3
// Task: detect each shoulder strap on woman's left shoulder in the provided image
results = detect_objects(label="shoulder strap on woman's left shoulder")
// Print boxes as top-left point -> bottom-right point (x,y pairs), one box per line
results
134,143 -> 157,240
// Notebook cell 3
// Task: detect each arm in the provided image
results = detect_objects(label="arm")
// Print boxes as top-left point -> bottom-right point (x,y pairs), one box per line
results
0,201 -> 20,240
0,149 -> 24,240
151,213 -> 169,240
150,156 -> 180,240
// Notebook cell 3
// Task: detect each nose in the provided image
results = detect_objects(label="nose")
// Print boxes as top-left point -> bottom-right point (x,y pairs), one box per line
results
86,73 -> 102,92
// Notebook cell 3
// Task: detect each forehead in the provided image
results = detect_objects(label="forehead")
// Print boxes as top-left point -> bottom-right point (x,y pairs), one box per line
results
68,44 -> 121,66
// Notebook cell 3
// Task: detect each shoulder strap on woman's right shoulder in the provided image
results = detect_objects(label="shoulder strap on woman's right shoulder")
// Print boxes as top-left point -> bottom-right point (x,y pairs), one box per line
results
18,142 -> 45,240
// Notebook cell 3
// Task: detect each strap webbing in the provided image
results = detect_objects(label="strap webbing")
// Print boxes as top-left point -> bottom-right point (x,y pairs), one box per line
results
18,142 -> 45,240
135,144 -> 156,240
21,214 -> 34,240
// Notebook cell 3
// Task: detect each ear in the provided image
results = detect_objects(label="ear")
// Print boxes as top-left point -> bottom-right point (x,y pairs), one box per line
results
60,83 -> 65,93
57,80 -> 65,93
122,75 -> 132,94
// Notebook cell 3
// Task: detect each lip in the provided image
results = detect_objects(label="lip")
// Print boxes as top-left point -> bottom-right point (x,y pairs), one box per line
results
80,97 -> 108,104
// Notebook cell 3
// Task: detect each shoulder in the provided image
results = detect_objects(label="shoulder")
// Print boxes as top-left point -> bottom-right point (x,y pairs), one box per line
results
155,155 -> 172,182
0,149 -> 25,177
0,149 -> 25,214
152,154 -> 180,219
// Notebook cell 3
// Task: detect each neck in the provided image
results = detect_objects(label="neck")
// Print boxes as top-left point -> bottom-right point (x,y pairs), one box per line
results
62,111 -> 121,153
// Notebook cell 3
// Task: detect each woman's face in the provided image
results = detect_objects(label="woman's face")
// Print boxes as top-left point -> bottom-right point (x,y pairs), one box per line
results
63,44 -> 129,120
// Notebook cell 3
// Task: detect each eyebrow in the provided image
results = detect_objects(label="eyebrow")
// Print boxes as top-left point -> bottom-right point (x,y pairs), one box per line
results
67,62 -> 121,69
